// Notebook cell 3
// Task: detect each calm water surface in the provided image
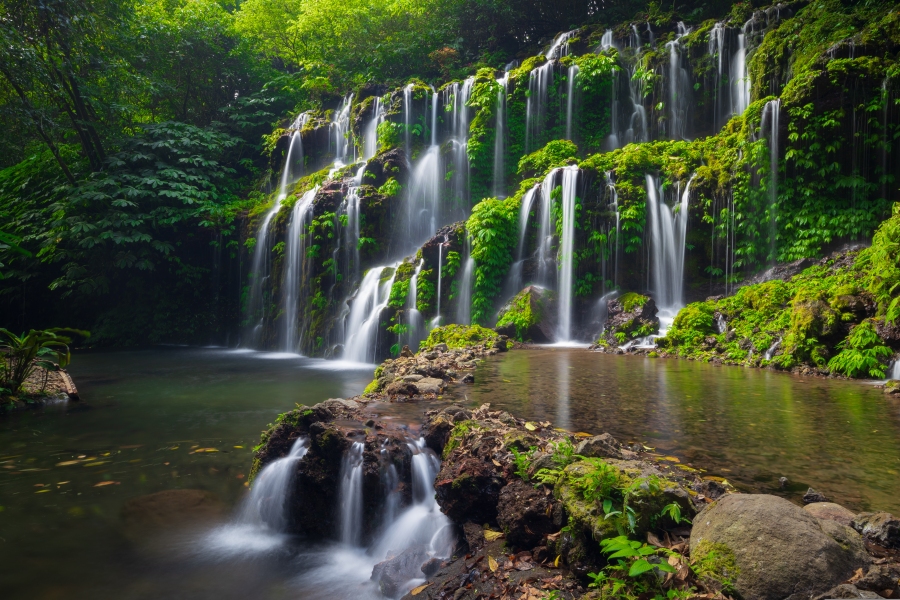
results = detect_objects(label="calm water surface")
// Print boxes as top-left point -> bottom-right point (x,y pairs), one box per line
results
2,347 -> 899,598
463,348 -> 900,513
0,347 -> 371,599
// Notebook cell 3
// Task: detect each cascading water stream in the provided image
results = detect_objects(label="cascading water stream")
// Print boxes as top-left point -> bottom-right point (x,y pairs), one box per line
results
404,260 -> 425,350
456,237 -> 474,325
732,20 -> 752,118
666,22 -> 691,140
406,146 -> 441,252
281,187 -> 319,353
339,441 -> 365,546
565,65 -> 580,141
449,78 -> 474,215
363,97 -> 385,161
645,174 -> 693,335
243,202 -> 281,348
891,359 -> 900,381
278,113 -> 310,199
331,95 -> 353,171
493,68 -> 512,197
556,166 -> 579,341
506,184 -> 540,295
762,98 -> 781,262
526,62 -> 553,153
238,437 -> 308,531
545,30 -> 576,60
536,168 -> 560,285
343,265 -> 399,363
431,236 -> 447,329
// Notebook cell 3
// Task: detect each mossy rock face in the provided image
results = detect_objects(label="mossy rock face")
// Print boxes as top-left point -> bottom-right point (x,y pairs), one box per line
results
689,494 -> 869,600
495,285 -> 557,342
422,324 -> 501,350
599,294 -> 660,346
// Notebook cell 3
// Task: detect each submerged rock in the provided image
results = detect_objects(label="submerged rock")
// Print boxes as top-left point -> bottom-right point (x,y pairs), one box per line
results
690,494 -> 869,600
802,487 -> 828,504
371,545 -> 430,597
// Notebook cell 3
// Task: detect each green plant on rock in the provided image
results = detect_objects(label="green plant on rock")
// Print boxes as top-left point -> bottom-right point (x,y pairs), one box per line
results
422,324 -> 499,350
377,177 -> 401,197
0,328 -> 88,395
495,287 -> 544,341
588,536 -> 676,594
517,140 -> 578,178
467,194 -> 520,324
827,320 -> 893,378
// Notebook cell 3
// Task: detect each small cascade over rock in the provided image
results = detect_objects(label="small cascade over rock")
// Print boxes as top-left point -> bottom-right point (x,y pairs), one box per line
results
339,441 -> 365,546
565,64 -> 579,141
363,97 -> 385,161
526,62 -> 554,152
493,67 -> 512,197
666,22 -> 691,140
278,113 -> 310,199
331,94 -> 353,169
455,236 -> 474,325
343,264 -> 398,363
403,260 -> 426,350
239,436 -> 308,532
536,168 -> 560,286
431,235 -> 447,329
243,202 -> 281,348
506,184 -> 540,296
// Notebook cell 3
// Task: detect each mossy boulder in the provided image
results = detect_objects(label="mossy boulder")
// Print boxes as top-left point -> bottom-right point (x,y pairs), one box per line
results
598,293 -> 660,347
495,285 -> 557,342
422,324 -> 501,350
690,494 -> 870,600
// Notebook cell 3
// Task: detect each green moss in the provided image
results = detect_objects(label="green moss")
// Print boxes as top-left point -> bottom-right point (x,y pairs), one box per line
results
495,287 -> 547,341
363,379 -> 381,394
423,324 -> 500,350
692,540 -> 739,594
618,292 -> 648,313
517,139 -> 578,178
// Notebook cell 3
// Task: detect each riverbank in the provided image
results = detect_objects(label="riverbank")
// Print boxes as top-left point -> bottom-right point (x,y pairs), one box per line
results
1,363 -> 80,413
251,330 -> 900,600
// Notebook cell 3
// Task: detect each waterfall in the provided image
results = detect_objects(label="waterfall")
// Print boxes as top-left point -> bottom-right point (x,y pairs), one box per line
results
343,264 -> 398,363
645,174 -> 692,330
404,260 -> 425,350
339,441 -> 365,546
545,30 -> 576,60
492,69 -> 511,198
557,166 -> 579,341
331,95 -> 353,168
762,98 -> 781,262
281,187 -> 319,353
239,437 -> 308,531
363,97 -> 385,160
599,29 -> 616,51
403,84 -> 414,150
456,237 -> 474,325
565,65 -> 580,141
708,22 -> 728,129
891,359 -> 900,380
621,26 -> 649,145
536,168 -> 560,285
431,236 -> 446,329
449,78 -> 474,216
732,20 -> 752,118
607,172 -> 621,288
243,202 -> 281,347
526,62 -> 554,152
278,113 -> 310,199
343,164 -> 366,286
406,145 -> 441,251
507,184 -> 540,294
666,23 -> 691,140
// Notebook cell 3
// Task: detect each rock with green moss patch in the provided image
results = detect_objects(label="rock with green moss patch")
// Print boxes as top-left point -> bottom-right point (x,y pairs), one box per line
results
599,293 -> 659,347
690,494 -> 869,600
495,285 -> 557,342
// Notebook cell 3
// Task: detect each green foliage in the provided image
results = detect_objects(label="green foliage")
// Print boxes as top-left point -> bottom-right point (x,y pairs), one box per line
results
691,540 -> 739,594
827,320 -> 893,378
467,195 -> 520,324
377,177 -> 401,197
517,140 -> 578,178
495,287 -> 545,341
0,328 -> 88,395
510,446 -> 534,482
443,251 -> 461,279
422,324 -> 500,350
618,292 -> 649,313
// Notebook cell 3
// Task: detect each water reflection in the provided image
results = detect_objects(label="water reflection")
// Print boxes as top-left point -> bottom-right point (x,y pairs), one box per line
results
464,348 -> 900,513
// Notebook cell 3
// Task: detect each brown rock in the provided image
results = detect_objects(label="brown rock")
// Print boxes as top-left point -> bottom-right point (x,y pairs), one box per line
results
804,502 -> 856,527
496,479 -> 564,549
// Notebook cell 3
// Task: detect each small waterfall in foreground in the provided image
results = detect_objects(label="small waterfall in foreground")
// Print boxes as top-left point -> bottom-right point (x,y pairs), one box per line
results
239,437 -> 308,531
565,64 -> 580,141
282,187 -> 319,353
891,359 -> 900,380
243,202 -> 281,347
456,237 -> 474,325
339,441 -> 365,546
762,98 -> 781,262
493,68 -> 512,197
363,97 -> 385,161
645,174 -> 692,332
278,113 -> 310,199
343,265 -> 398,363
557,166 -> 579,341
666,22 -> 691,140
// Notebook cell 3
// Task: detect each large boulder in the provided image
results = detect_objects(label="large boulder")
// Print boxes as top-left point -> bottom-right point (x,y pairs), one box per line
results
690,494 -> 870,600
495,286 -> 557,343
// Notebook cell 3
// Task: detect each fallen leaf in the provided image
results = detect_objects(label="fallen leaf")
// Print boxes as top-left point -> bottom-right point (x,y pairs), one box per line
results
83,461 -> 108,467
484,530 -> 503,541
94,481 -> 120,487
524,422 -> 537,431
489,556 -> 498,572
191,448 -> 219,454
56,460 -> 81,466
573,432 -> 592,438
35,489 -> 50,494
553,555 -> 560,568
492,459 -> 502,467
647,532 -> 663,547
660,456 -> 681,462
411,583 -> 430,595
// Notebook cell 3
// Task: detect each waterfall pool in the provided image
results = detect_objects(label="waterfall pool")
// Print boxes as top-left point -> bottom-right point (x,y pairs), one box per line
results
462,347 -> 900,514
1,346 -> 898,598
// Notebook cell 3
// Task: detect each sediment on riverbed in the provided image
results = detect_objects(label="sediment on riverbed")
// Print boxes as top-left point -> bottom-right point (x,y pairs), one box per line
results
251,329 -> 900,600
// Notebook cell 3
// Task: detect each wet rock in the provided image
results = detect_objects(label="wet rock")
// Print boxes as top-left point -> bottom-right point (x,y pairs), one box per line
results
804,502 -> 856,527
852,512 -> 900,548
385,381 -> 418,396
461,373 -> 474,384
803,487 -> 828,504
693,479 -> 728,500
528,452 -> 556,475
599,293 -> 659,347
415,377 -> 445,395
435,455 -> 504,524
402,374 -> 424,382
690,494 -> 870,600
462,521 -> 485,551
779,476 -> 789,489
495,286 -> 557,343
813,584 -> 881,599
574,433 -> 623,460
371,545 -> 430,597
496,479 -> 564,549
400,345 -> 414,358
420,557 -> 442,578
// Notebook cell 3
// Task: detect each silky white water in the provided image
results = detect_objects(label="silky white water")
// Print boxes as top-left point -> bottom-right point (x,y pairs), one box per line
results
556,166 -> 579,341
282,187 -> 319,353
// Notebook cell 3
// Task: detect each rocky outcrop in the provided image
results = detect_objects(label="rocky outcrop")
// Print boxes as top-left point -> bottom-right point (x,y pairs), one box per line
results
852,511 -> 900,549
495,285 -> 557,343
594,292 -> 659,348
690,494 -> 870,600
